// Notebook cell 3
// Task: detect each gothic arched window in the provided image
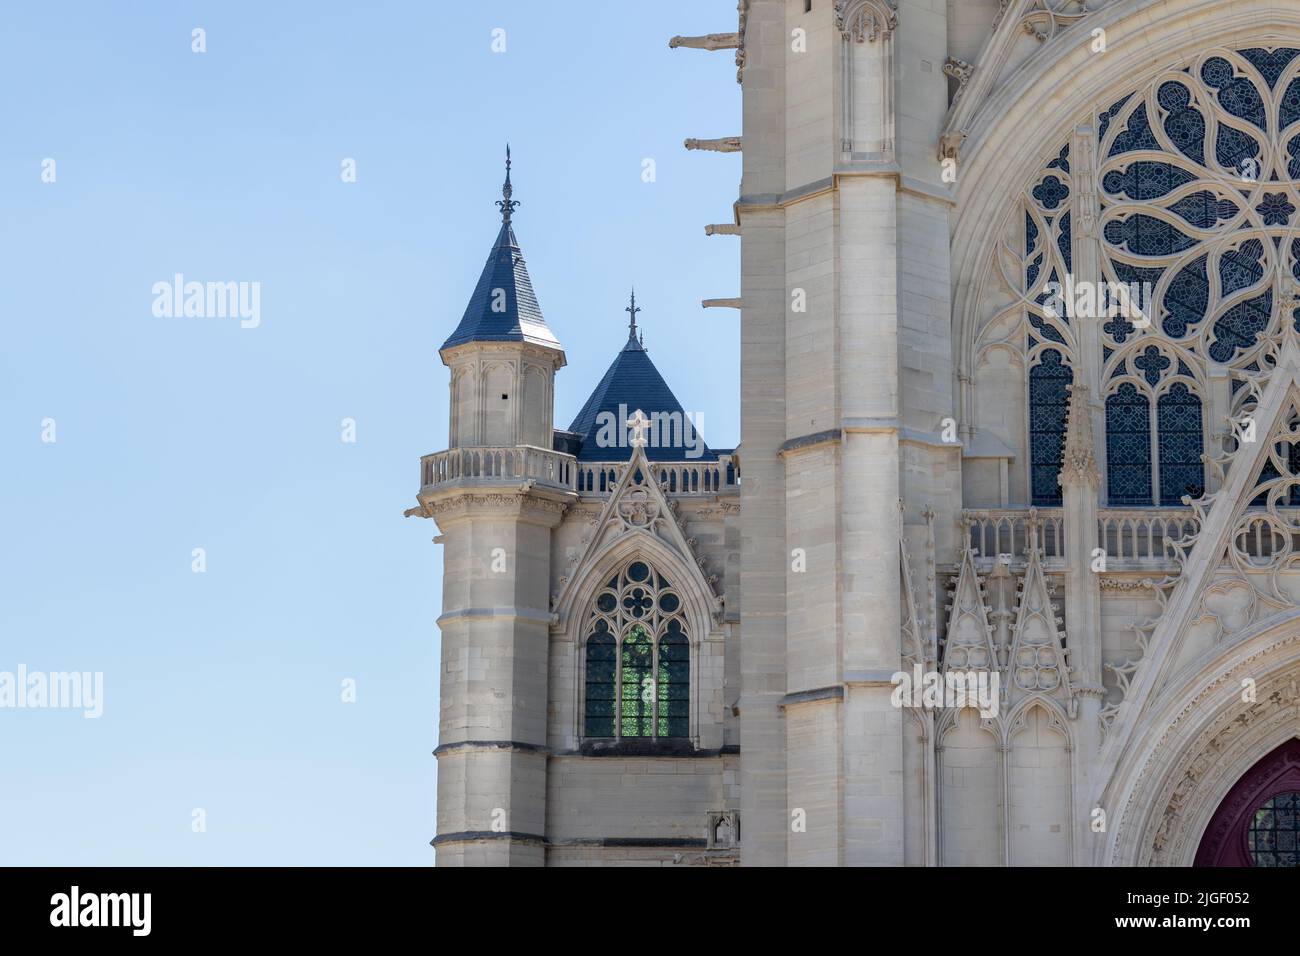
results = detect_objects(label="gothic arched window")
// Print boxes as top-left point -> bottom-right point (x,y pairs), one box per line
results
1105,382 -> 1152,505
1103,344 -> 1205,506
1029,349 -> 1073,505
1024,142 -> 1075,507
1093,48 -> 1300,505
1247,791 -> 1300,867
583,559 -> 690,739
1157,382 -> 1205,504
1009,48 -> 1300,509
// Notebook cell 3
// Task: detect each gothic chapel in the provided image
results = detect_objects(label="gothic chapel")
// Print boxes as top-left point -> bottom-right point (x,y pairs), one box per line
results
411,0 -> 1300,866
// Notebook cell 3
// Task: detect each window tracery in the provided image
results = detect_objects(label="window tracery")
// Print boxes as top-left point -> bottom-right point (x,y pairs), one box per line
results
583,559 -> 689,740
1015,47 -> 1300,506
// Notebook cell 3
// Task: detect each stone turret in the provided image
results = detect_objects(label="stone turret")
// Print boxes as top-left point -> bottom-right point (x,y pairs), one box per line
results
417,149 -> 574,866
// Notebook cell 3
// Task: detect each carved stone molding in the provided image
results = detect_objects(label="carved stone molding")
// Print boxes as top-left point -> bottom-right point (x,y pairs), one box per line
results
735,0 -> 748,84
836,0 -> 896,156
1106,624 -> 1300,864
1144,668 -> 1300,864
1098,578 -> 1158,592
428,492 -> 569,517
835,0 -> 896,42
943,56 -> 975,105
669,33 -> 740,51
1059,384 -> 1100,488
684,137 -> 742,153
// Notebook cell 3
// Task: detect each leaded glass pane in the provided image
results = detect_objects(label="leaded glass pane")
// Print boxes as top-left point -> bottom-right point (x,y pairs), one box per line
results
1030,350 -> 1072,505
658,620 -> 689,739
1091,49 -> 1300,495
1157,384 -> 1204,505
1247,791 -> 1300,867
1107,383 -> 1152,506
583,558 -> 691,742
620,624 -> 654,738
584,623 -> 616,738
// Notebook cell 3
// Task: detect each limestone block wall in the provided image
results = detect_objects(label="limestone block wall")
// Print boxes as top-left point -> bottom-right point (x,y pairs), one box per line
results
1006,706 -> 1071,865
939,708 -> 1002,866
738,0 -> 791,867
432,492 -> 565,866
1098,587 -> 1158,708
946,0 -> 1000,67
784,1 -> 837,191
784,698 -> 842,864
545,756 -> 729,841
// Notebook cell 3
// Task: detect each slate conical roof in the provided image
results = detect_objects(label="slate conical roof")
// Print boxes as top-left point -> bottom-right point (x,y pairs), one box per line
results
440,149 -> 563,353
567,296 -> 716,462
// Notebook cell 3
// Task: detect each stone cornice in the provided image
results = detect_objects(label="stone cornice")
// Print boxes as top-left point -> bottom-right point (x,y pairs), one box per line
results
419,487 -> 574,529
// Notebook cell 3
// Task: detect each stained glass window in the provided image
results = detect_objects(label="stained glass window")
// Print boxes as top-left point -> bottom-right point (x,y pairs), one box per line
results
584,621 -> 616,737
1247,791 -> 1300,867
582,559 -> 690,740
658,620 -> 689,738
620,625 -> 654,737
1106,383 -> 1152,506
1029,350 -> 1073,505
1157,384 -> 1204,505
1092,48 -> 1300,505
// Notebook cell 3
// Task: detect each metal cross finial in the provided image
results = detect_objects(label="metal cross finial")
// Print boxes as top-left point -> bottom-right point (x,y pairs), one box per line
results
627,408 -> 652,448
626,288 -> 641,338
496,144 -> 520,222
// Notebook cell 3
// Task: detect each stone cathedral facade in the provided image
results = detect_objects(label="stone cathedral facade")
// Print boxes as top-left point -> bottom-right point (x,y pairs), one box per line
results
411,0 -> 1300,866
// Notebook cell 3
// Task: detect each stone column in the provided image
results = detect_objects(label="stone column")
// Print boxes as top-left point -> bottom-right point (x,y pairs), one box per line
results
737,0 -> 789,868
1070,122 -> 1107,499
430,490 -> 568,866
1059,383 -> 1104,864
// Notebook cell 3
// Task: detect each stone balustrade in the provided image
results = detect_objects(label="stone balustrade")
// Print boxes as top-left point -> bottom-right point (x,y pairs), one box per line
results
420,445 -> 577,491
961,507 -> 1201,570
419,447 -> 741,498
962,509 -> 1068,562
575,455 -> 740,496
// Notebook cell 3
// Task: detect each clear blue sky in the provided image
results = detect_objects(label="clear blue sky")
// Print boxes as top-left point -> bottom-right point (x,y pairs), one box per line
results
0,1 -> 739,865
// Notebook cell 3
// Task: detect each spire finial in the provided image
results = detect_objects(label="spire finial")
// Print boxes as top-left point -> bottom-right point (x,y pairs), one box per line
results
626,288 -> 642,340
496,144 -> 519,222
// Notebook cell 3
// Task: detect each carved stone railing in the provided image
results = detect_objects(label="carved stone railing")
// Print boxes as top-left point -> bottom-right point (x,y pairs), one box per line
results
420,445 -> 576,492
576,454 -> 740,497
1097,509 -> 1198,565
962,509 -> 1067,563
960,507 -> 1202,570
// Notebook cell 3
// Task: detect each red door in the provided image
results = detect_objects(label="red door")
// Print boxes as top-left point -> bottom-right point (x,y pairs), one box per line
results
1195,738 -> 1300,866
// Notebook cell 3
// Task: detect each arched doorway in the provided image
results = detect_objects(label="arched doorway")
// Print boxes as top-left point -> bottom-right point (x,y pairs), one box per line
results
1195,739 -> 1300,866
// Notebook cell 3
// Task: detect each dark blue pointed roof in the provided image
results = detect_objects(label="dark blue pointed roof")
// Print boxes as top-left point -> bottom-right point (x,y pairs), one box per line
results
440,220 -> 562,351
440,149 -> 562,353
567,324 -> 716,462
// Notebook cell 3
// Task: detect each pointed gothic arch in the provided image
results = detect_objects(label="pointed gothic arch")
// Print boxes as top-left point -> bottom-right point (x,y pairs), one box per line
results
1195,737 -> 1300,865
952,1 -> 1300,471
936,706 -> 1004,866
835,0 -> 897,157
1005,696 -> 1074,865
550,445 -> 725,751
1102,608 -> 1300,865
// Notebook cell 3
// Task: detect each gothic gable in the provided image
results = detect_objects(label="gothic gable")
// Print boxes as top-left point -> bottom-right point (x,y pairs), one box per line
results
1007,546 -> 1074,711
942,548 -> 999,676
550,441 -> 723,638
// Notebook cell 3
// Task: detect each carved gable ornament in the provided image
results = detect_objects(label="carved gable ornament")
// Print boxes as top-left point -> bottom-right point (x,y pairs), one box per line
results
550,439 -> 722,634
